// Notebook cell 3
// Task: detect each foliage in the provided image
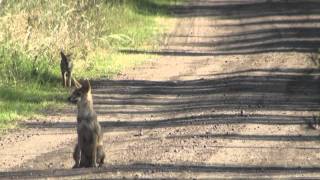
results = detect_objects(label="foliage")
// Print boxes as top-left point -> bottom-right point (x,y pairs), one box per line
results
0,0 -> 183,130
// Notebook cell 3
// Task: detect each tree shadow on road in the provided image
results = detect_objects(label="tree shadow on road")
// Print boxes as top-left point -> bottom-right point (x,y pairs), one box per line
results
173,0 -> 320,19
23,68 -> 320,131
2,163 -> 320,179
121,0 -> 320,55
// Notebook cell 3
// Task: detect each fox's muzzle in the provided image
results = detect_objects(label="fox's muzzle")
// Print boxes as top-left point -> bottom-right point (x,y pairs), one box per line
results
68,96 -> 78,104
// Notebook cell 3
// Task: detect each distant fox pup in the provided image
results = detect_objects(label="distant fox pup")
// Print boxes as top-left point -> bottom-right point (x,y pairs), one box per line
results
68,79 -> 105,168
60,51 -> 73,87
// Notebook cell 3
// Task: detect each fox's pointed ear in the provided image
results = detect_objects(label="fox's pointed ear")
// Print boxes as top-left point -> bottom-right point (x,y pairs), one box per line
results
60,51 -> 67,60
73,78 -> 81,88
81,79 -> 91,93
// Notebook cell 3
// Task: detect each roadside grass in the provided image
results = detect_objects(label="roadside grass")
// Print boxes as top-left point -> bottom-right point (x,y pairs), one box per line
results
0,0 -> 185,131
0,84 -> 66,130
75,51 -> 150,79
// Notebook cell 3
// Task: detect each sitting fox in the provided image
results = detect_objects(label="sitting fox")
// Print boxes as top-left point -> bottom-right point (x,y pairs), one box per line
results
60,51 -> 73,87
68,79 -> 105,168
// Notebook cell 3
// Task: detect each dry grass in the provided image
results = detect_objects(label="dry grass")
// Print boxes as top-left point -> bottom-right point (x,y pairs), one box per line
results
0,0 -> 184,130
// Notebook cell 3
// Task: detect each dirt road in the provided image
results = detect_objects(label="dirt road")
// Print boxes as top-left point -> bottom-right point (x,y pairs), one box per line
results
1,0 -> 320,179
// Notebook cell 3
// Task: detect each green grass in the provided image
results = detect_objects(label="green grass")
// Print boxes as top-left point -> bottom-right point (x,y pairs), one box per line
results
76,50 -> 151,79
0,84 -> 66,130
0,0 -> 185,131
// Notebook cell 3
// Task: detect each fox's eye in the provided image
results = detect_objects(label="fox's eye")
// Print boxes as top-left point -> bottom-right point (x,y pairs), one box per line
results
76,92 -> 81,96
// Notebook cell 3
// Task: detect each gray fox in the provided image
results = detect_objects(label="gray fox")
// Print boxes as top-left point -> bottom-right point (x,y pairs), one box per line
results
60,51 -> 73,87
68,79 -> 105,168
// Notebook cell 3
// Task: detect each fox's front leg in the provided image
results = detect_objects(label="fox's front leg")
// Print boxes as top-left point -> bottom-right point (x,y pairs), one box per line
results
67,71 -> 72,87
72,144 -> 81,168
91,135 -> 98,167
78,133 -> 88,168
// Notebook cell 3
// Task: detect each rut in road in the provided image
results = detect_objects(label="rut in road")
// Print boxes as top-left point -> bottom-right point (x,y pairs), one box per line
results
1,0 -> 320,179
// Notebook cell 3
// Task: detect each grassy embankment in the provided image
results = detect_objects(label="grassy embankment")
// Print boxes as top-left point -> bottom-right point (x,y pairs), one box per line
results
0,0 -> 184,130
